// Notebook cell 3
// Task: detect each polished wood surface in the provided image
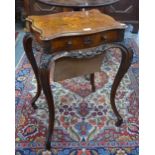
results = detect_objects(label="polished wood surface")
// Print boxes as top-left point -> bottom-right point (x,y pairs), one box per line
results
23,34 -> 42,109
27,9 -> 126,53
23,9 -> 133,151
48,29 -> 124,52
27,9 -> 126,40
21,0 -> 138,33
38,0 -> 119,8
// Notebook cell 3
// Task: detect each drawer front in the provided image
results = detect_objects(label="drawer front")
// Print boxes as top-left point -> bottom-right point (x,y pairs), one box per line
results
30,0 -> 62,15
49,29 -> 125,53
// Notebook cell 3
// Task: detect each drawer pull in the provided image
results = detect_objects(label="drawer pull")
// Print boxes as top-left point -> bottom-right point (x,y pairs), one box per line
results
66,40 -> 72,48
84,37 -> 92,45
101,35 -> 108,41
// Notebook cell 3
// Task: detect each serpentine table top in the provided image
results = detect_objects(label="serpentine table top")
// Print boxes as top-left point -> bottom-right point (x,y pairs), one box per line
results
26,9 -> 126,41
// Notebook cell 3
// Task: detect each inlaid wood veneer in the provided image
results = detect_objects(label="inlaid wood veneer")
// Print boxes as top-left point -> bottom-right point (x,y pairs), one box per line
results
26,9 -> 126,40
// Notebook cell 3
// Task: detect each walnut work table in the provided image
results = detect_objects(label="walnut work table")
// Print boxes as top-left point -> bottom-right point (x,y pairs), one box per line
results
23,9 -> 133,151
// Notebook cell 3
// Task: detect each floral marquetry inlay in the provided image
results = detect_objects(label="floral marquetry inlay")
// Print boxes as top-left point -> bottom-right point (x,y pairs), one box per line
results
26,9 -> 126,40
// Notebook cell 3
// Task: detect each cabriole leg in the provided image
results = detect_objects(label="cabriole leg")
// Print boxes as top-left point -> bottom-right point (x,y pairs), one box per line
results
23,33 -> 42,109
39,55 -> 55,151
90,73 -> 95,92
110,44 -> 133,126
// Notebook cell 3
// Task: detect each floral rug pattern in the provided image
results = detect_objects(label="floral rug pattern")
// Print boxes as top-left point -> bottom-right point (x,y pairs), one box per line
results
15,38 -> 139,155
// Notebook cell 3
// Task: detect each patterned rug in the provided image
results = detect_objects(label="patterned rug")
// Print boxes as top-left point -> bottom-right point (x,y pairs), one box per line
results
15,38 -> 139,155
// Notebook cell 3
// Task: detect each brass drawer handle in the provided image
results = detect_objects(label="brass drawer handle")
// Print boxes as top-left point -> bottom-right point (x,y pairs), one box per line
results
66,40 -> 72,48
84,37 -> 92,45
101,35 -> 108,41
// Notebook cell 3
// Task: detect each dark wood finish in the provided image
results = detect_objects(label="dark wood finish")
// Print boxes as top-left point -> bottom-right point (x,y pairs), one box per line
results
100,0 -> 139,33
19,0 -> 138,32
48,30 -> 124,52
21,0 -> 139,33
90,73 -> 95,92
23,33 -> 42,109
109,43 -> 133,126
24,0 -> 62,16
16,0 -> 24,22
32,29 -> 124,53
23,0 -> 30,17
38,0 -> 119,8
38,42 -> 133,131
34,0 -> 138,33
23,9 -> 133,151
22,0 -> 119,18
39,62 -> 55,150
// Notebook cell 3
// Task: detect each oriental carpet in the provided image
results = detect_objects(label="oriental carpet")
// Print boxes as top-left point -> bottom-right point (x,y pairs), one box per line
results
15,37 -> 139,155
